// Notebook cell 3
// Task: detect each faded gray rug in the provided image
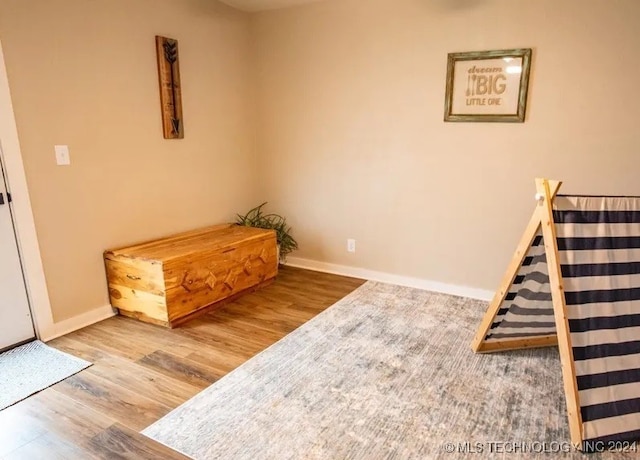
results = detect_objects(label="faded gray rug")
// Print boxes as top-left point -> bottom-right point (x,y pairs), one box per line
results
0,340 -> 91,410
143,282 -> 638,459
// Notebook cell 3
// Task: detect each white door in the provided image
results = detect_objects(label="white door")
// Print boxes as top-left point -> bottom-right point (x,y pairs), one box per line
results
0,150 -> 34,350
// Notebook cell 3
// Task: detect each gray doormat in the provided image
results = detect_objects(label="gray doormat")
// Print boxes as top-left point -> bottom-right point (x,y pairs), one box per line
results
0,340 -> 91,410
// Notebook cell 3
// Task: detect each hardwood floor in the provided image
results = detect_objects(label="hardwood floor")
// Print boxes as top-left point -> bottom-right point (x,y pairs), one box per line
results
0,267 -> 365,459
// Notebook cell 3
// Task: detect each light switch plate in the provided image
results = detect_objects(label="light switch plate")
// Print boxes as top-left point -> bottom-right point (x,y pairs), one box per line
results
54,145 -> 70,166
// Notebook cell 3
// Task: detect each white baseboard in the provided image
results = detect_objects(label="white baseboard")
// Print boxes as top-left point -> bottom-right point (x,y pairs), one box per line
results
284,257 -> 494,301
39,260 -> 492,342
42,304 -> 117,342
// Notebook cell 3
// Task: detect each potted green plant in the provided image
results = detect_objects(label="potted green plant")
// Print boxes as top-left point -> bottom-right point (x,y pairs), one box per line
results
235,202 -> 298,263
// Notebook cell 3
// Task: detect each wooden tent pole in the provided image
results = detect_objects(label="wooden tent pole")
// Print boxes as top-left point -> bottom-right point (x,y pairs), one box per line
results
478,335 -> 557,353
535,178 -> 583,447
471,179 -> 561,353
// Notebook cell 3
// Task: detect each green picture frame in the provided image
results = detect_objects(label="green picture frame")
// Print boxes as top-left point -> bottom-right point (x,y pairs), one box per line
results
444,48 -> 532,123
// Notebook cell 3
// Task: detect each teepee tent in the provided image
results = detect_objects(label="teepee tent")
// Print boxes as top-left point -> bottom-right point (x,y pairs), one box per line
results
473,178 -> 640,450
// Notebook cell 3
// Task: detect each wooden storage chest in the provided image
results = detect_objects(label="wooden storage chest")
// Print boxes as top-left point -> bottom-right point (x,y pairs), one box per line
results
104,224 -> 278,327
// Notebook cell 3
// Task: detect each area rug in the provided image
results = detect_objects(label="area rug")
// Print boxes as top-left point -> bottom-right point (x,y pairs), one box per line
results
0,340 -> 91,410
143,282 -> 637,459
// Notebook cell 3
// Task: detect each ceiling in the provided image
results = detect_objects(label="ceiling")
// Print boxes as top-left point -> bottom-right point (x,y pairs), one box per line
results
219,0 -> 323,12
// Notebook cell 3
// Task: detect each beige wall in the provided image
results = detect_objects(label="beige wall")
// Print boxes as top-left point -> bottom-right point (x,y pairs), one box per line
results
252,0 -> 640,292
0,0 -> 256,321
3,0 -> 640,325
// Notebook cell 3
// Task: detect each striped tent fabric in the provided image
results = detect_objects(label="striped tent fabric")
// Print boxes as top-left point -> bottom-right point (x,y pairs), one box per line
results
484,232 -> 556,343
555,195 -> 640,447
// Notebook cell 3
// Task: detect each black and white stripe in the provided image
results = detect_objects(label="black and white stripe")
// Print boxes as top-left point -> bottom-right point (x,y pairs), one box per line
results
484,233 -> 556,342
555,195 -> 640,444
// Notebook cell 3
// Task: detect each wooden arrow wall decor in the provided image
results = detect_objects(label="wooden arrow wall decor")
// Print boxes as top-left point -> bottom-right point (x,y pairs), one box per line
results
155,36 -> 184,139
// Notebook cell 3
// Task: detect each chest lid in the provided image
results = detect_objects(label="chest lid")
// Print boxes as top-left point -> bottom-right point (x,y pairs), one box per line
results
105,224 -> 276,262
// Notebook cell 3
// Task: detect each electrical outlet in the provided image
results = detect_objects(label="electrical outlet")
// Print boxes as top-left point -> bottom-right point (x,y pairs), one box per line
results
347,239 -> 356,253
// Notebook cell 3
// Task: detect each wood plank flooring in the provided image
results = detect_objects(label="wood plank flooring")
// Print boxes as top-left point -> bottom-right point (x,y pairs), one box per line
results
0,267 -> 364,459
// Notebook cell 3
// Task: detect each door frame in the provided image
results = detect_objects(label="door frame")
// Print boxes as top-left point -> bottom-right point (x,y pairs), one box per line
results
0,39 -> 56,340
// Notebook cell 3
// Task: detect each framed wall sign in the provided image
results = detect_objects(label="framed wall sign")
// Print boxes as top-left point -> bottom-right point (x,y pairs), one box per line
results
444,48 -> 532,123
